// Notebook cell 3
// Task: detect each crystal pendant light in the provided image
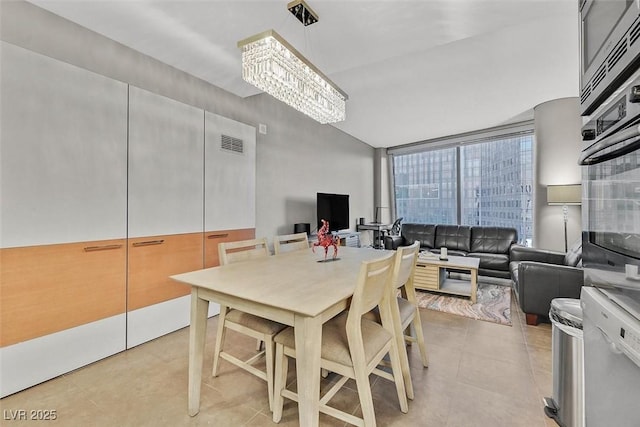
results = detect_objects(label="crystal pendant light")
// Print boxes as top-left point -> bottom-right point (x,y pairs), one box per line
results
237,29 -> 348,124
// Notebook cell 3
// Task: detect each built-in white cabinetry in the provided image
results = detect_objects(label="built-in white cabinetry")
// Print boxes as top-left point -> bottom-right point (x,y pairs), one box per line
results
205,112 -> 256,231
128,87 -> 205,238
0,42 -> 128,397
203,112 -> 257,267
126,87 -> 205,348
1,42 -> 128,247
0,42 -> 256,397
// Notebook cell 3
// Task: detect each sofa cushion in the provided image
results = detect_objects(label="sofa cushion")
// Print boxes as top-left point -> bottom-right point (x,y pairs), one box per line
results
468,252 -> 510,272
434,225 -> 471,252
470,227 -> 518,254
401,224 -> 436,250
564,239 -> 582,267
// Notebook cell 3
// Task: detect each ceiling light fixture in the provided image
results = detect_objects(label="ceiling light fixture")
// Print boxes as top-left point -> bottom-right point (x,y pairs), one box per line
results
237,3 -> 347,124
287,0 -> 318,26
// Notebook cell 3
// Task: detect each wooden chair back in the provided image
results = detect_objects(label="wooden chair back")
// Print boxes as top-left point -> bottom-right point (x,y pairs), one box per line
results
273,232 -> 309,255
219,237 -> 270,265
346,252 -> 396,333
392,241 -> 420,290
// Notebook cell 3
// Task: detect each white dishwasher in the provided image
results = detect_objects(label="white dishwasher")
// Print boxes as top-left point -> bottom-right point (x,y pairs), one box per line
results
581,286 -> 640,427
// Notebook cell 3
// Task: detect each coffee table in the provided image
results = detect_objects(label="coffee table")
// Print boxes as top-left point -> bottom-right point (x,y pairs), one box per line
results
413,254 -> 480,303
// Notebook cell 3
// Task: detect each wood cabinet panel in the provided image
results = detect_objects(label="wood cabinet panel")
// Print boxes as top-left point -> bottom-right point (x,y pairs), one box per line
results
413,263 -> 440,290
127,233 -> 203,311
0,240 -> 127,347
204,228 -> 256,268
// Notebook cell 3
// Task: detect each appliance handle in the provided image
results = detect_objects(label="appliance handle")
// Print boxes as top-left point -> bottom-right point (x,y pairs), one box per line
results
596,325 -> 623,355
579,124 -> 640,165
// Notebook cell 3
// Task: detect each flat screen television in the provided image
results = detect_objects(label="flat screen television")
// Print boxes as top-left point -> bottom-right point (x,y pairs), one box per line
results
316,192 -> 349,232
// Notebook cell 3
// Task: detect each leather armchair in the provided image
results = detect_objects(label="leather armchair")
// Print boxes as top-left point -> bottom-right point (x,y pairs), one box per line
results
509,242 -> 584,325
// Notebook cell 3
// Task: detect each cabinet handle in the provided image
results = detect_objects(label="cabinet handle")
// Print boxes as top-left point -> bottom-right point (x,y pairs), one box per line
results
132,239 -> 165,247
84,244 -> 123,252
207,233 -> 229,239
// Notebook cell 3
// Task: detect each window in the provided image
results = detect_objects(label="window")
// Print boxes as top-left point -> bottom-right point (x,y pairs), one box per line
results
391,128 -> 534,244
394,148 -> 457,225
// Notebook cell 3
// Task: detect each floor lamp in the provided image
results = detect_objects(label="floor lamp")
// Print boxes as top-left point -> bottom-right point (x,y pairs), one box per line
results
547,184 -> 582,252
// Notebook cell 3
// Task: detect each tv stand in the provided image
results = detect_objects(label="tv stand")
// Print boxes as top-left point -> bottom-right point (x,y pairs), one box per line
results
310,230 -> 360,247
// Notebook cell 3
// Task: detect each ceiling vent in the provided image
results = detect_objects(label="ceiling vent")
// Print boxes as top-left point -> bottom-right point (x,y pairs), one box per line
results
221,134 -> 244,154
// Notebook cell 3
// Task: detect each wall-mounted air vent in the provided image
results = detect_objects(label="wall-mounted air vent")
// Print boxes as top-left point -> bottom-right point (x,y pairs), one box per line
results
221,134 -> 244,154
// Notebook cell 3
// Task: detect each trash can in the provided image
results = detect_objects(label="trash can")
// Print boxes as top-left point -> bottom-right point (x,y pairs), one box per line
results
544,298 -> 584,427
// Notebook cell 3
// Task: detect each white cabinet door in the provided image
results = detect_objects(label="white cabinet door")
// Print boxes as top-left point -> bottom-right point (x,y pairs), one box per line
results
128,86 -> 204,237
0,42 -> 128,248
204,112 -> 256,231
0,42 -> 127,397
127,87 -> 204,347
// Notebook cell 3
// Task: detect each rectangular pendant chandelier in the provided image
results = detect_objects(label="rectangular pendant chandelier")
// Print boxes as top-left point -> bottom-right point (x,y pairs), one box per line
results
237,29 -> 348,124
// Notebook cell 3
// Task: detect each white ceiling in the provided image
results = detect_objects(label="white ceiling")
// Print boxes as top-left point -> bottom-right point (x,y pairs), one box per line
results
28,0 -> 580,148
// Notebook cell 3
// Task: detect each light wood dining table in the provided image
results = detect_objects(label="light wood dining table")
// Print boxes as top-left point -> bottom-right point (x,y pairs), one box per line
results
170,245 -> 392,427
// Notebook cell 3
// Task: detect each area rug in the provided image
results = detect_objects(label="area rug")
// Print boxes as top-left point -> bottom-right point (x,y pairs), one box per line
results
415,281 -> 512,326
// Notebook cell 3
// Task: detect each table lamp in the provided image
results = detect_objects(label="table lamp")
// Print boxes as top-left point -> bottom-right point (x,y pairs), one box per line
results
547,184 -> 582,252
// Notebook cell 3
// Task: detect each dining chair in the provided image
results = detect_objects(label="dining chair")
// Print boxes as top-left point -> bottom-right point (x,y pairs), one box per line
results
387,241 -> 428,400
213,237 -> 286,410
363,241 -> 427,399
271,252 -> 409,426
273,232 -> 309,255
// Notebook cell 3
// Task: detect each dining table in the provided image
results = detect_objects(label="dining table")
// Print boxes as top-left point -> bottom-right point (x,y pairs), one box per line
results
170,245 -> 392,427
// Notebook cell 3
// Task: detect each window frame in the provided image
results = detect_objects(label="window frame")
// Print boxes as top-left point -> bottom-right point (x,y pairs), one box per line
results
387,121 -> 534,243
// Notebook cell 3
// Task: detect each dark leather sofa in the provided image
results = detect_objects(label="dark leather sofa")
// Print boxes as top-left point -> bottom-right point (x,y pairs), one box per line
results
509,240 -> 584,325
384,223 -> 518,279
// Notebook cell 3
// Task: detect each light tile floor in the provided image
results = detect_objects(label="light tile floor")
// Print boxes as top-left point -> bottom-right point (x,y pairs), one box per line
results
1,290 -> 556,426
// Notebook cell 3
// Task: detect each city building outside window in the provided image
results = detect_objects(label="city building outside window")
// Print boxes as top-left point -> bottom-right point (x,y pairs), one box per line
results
392,131 -> 534,245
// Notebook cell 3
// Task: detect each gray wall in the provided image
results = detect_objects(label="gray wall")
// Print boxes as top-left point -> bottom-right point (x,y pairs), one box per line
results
0,1 -> 374,241
533,97 -> 583,251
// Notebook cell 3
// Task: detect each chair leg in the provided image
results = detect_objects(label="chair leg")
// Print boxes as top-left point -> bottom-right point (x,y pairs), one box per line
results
264,335 -> 275,412
410,312 -> 429,368
256,339 -> 263,352
404,324 -> 413,346
526,313 -> 539,326
395,324 -> 414,401
387,340 -> 409,414
272,343 -> 287,423
212,306 -> 229,377
353,363 -> 377,427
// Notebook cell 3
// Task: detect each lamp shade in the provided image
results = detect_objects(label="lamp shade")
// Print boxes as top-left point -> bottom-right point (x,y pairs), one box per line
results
547,184 -> 582,205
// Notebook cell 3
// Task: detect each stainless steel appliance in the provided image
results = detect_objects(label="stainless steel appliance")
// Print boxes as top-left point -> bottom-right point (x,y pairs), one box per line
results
580,53 -> 640,426
581,286 -> 640,427
580,69 -> 640,264
580,0 -> 640,115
